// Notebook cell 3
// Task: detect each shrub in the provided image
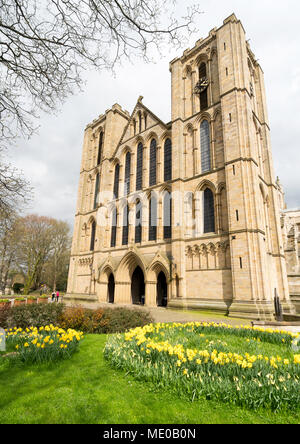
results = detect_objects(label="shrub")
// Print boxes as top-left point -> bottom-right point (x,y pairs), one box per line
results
59,306 -> 153,334
0,301 -> 153,334
0,299 -> 10,303
15,297 -> 26,301
2,303 -> 65,330
101,307 -> 153,334
0,305 -> 12,328
27,296 -> 37,300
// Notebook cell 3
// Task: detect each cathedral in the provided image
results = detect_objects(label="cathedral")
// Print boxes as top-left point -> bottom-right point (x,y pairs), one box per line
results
66,13 -> 296,320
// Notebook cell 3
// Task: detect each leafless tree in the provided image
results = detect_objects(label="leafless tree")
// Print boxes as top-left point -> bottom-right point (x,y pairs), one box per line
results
13,214 -> 71,294
0,0 -> 202,147
0,150 -> 32,217
42,220 -> 71,292
0,211 -> 20,293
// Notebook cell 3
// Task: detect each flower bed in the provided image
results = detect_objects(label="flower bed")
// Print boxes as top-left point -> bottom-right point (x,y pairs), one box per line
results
27,296 -> 37,304
37,294 -> 49,304
104,322 -> 300,411
4,325 -> 84,363
14,298 -> 26,306
0,299 -> 11,308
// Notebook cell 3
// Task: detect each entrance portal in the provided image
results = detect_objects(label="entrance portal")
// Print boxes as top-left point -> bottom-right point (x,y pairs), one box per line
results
157,271 -> 167,307
108,274 -> 115,304
131,266 -> 145,305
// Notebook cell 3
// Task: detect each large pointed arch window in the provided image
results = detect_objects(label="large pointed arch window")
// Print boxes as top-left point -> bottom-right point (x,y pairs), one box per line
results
164,138 -> 172,182
93,173 -> 100,209
163,191 -> 172,240
199,63 -> 208,111
113,163 -> 120,199
110,207 -> 117,248
124,152 -> 131,196
135,200 -> 142,244
149,139 -> 157,186
90,220 -> 96,251
200,120 -> 211,173
136,143 -> 143,191
149,193 -> 157,241
122,204 -> 129,245
97,132 -> 104,165
203,188 -> 215,233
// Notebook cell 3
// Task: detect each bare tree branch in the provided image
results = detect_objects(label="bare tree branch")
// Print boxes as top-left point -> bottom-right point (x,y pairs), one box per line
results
0,149 -> 32,217
0,0 -> 202,147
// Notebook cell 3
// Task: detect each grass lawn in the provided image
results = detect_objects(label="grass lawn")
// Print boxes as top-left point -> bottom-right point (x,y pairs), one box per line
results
171,309 -> 251,323
0,334 -> 299,424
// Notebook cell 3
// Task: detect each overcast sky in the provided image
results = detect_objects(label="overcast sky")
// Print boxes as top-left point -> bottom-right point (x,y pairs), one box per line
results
7,0 -> 300,228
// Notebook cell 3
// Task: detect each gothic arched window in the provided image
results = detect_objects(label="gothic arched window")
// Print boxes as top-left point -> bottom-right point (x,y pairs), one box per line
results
113,163 -> 120,199
199,63 -> 208,110
97,132 -> 103,165
164,138 -> 172,182
110,207 -> 117,248
203,188 -> 215,233
90,220 -> 96,251
135,200 -> 142,244
200,120 -> 211,173
163,191 -> 172,239
136,143 -> 143,191
122,204 -> 129,245
124,152 -> 131,196
149,193 -> 157,241
149,139 -> 157,186
93,173 -> 100,209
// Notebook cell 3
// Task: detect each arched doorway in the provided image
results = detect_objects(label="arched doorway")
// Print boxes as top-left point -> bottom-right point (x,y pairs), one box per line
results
108,273 -> 115,304
131,266 -> 145,305
157,271 -> 168,307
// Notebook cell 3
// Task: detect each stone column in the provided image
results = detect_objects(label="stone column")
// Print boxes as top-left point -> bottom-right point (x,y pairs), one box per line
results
157,144 -> 162,184
145,281 -> 157,307
183,133 -> 187,178
142,199 -> 148,243
207,57 -> 213,107
182,76 -> 186,119
116,208 -> 122,247
130,152 -> 136,194
193,128 -> 200,175
119,164 -> 124,198
194,191 -> 203,236
211,119 -> 216,170
157,197 -> 163,241
191,70 -> 196,115
143,144 -> 149,189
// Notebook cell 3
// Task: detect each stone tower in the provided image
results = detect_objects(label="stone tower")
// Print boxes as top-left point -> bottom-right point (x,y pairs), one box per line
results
66,14 -> 294,320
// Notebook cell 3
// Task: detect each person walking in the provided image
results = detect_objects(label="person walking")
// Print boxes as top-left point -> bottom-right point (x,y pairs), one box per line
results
51,291 -> 56,302
56,290 -> 59,302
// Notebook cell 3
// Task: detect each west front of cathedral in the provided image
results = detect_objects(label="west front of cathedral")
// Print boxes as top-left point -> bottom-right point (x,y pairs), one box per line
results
66,14 -> 298,320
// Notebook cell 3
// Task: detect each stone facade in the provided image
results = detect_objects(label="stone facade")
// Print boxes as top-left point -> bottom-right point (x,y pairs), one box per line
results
277,179 -> 300,313
66,13 -> 295,320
